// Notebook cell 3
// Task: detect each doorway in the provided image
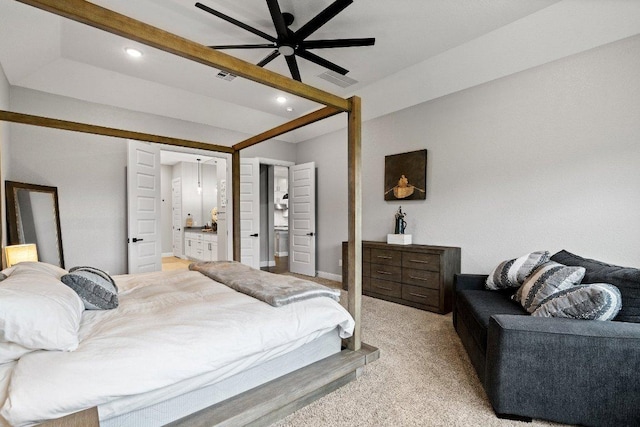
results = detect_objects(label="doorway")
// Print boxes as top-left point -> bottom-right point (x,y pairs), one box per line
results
160,150 -> 230,264
260,164 -> 290,274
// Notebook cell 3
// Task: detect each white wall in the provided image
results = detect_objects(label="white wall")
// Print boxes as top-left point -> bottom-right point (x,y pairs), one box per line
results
298,34 -> 640,276
8,88 -> 296,273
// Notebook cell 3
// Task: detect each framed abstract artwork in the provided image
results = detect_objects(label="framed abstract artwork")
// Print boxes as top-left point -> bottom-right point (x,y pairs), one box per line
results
384,149 -> 427,201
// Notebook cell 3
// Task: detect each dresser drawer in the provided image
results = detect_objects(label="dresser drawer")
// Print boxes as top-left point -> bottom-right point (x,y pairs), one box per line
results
362,261 -> 371,277
370,263 -> 401,282
402,285 -> 439,307
371,249 -> 402,266
363,247 -> 371,263
402,268 -> 440,289
363,276 -> 371,291
370,278 -> 401,298
402,252 -> 440,272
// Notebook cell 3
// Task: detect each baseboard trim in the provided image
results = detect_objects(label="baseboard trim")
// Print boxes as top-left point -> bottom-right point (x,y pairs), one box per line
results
317,271 -> 341,282
260,261 -> 276,268
162,252 -> 175,258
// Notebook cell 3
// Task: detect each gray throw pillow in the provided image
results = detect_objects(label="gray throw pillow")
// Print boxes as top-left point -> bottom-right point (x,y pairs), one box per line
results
532,283 -> 622,321
512,261 -> 586,313
61,266 -> 118,310
486,251 -> 550,290
551,250 -> 640,323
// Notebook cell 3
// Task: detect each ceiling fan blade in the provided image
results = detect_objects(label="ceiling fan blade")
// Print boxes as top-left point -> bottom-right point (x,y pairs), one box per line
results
265,0 -> 289,40
257,50 -> 281,67
208,43 -> 276,50
296,49 -> 348,75
195,2 -> 276,42
301,38 -> 375,49
295,0 -> 353,41
285,55 -> 301,81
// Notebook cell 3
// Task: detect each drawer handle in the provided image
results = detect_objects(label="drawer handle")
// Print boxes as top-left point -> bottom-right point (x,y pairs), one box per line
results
409,259 -> 431,264
409,275 -> 428,281
376,270 -> 393,275
409,292 -> 429,298
376,286 -> 393,291
376,255 -> 392,259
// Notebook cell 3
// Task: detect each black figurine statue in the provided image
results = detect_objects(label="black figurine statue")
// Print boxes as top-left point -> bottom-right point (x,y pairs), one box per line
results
394,206 -> 407,234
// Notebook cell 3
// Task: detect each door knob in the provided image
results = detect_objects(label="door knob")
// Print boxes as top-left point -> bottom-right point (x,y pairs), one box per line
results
250,233 -> 259,237
306,232 -> 315,236
132,237 -> 144,242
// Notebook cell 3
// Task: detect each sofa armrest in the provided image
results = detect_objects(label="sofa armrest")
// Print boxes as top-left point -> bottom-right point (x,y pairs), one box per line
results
486,315 -> 640,425
452,274 -> 489,329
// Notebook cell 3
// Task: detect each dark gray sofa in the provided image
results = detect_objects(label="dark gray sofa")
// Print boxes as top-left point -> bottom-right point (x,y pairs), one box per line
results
453,251 -> 640,426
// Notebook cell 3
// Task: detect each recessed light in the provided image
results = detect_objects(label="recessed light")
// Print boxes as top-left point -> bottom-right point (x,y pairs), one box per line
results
276,96 -> 287,104
286,107 -> 294,112
125,47 -> 143,58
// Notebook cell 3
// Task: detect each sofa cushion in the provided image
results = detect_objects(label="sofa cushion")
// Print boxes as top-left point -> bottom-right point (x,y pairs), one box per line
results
532,283 -> 622,320
513,261 -> 585,313
456,290 -> 527,353
486,251 -> 550,290
551,250 -> 640,323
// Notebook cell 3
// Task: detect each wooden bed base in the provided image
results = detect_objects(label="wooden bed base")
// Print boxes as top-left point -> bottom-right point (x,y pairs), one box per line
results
39,345 -> 379,427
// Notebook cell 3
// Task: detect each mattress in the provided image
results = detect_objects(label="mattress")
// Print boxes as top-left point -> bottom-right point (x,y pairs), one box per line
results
0,269 -> 354,426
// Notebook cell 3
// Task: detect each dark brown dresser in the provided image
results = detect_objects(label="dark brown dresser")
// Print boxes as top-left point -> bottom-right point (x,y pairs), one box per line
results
342,241 -> 461,314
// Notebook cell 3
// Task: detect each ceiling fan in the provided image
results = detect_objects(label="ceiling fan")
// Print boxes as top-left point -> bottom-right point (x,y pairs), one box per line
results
195,0 -> 375,82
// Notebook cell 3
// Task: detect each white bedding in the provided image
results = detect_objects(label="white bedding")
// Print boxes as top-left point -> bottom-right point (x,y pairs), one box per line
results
0,269 -> 354,426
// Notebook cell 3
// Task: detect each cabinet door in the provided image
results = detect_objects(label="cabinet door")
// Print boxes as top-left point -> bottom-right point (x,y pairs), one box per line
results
185,239 -> 193,257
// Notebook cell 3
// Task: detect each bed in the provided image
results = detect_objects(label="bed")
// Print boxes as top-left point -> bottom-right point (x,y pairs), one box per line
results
1,1 -> 371,425
0,262 -> 354,426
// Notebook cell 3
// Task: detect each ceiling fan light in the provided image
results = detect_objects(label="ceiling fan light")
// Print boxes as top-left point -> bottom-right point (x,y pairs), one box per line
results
278,45 -> 295,56
125,47 -> 143,58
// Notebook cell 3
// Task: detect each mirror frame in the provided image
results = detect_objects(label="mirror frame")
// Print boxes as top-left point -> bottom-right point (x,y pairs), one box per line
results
5,180 -> 65,268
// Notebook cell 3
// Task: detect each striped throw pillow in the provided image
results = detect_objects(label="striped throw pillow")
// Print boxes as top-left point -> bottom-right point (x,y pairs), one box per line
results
61,266 -> 118,310
532,283 -> 622,321
513,261 -> 585,313
486,251 -> 550,290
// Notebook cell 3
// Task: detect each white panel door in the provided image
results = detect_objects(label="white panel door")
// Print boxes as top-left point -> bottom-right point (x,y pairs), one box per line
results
289,162 -> 316,276
172,177 -> 183,258
127,140 -> 161,273
240,158 -> 260,269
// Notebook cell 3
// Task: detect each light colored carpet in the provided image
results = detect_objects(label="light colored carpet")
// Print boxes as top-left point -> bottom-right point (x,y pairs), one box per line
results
272,285 -> 566,427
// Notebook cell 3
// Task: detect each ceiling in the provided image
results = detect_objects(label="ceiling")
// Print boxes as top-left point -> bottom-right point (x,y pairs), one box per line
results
1,0 -> 639,145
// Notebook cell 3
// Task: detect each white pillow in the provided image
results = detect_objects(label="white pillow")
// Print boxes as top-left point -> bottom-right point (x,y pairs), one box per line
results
0,271 -> 84,351
1,261 -> 67,279
0,341 -> 33,364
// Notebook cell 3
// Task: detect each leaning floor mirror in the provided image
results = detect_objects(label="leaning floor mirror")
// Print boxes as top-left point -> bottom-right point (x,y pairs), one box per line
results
5,181 -> 65,268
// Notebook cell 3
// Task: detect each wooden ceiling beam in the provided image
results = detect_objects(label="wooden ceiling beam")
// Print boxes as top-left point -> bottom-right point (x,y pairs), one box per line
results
233,106 -> 343,151
16,0 -> 351,112
0,110 -> 233,153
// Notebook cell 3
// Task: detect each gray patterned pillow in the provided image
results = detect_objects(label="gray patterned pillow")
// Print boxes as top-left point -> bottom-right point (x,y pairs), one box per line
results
61,266 -> 118,310
512,261 -> 585,313
486,251 -> 550,290
532,283 -> 622,320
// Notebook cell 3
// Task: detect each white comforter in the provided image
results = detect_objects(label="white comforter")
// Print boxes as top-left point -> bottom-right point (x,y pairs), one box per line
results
0,270 -> 354,426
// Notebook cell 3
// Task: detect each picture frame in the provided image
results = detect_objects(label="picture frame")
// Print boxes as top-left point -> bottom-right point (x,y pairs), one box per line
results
384,149 -> 427,201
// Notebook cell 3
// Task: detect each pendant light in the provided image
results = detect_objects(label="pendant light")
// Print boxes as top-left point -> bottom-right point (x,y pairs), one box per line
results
196,158 -> 202,194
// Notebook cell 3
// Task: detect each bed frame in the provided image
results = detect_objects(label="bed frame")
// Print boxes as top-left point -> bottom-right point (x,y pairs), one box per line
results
1,0 -> 375,425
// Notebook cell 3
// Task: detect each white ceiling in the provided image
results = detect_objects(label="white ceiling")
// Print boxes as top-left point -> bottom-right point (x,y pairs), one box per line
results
1,0 -> 640,145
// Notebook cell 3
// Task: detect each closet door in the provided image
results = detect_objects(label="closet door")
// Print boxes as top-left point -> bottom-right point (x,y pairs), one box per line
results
289,162 -> 316,277
127,140 -> 162,273
239,158 -> 260,269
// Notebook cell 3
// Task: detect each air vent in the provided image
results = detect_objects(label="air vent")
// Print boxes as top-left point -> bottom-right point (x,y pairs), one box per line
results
317,70 -> 358,88
215,70 -> 237,81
